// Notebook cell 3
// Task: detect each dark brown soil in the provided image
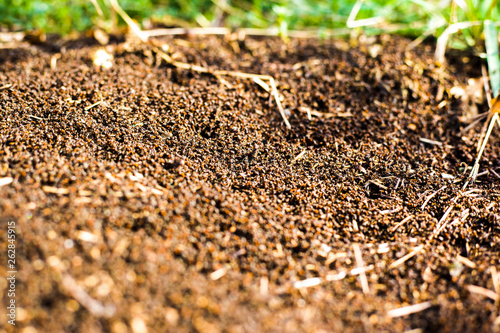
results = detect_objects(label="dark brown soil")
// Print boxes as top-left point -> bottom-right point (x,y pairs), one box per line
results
1,34 -> 499,333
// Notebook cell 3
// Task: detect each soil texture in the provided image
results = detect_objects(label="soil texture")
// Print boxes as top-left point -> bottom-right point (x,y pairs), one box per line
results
0,34 -> 499,332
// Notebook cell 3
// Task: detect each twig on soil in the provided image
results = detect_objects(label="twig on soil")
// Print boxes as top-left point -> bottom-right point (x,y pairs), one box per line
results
491,266 -> 500,295
466,284 -> 499,301
390,215 -> 414,232
460,112 -> 488,135
491,168 -> 500,179
27,115 -> 45,121
430,204 -> 454,239
421,186 -> 446,211
296,107 -> 350,119
352,244 -> 370,295
419,137 -> 443,146
464,97 -> 500,188
431,194 -> 472,240
0,177 -> 13,187
431,188 -> 462,238
456,255 -> 476,269
293,277 -> 322,289
84,101 -> 102,111
394,178 -> 401,190
379,206 -> 403,215
209,268 -> 227,280
252,77 -> 270,92
110,0 -> 292,129
260,276 -> 269,296
325,271 -> 347,281
387,301 -> 433,318
297,106 -> 312,120
388,244 -> 425,269
62,274 -> 116,318
50,54 -> 61,70
42,186 -> 69,195
0,83 -> 12,90
291,149 -> 307,164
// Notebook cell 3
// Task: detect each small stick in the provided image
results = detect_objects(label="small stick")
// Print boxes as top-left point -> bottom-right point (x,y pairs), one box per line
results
325,271 -> 347,281
387,301 -> 433,318
466,284 -> 499,301
490,168 -> 500,179
252,77 -> 270,92
260,276 -> 269,296
0,83 -> 12,90
352,244 -> 370,295
430,204 -> 455,240
390,215 -> 414,232
291,149 -> 307,164
209,268 -> 227,280
298,106 -> 312,120
84,100 -> 102,111
456,255 -> 476,269
460,112 -> 487,135
421,186 -> 446,210
389,244 -> 425,269
350,264 -> 374,276
419,137 -> 443,146
62,274 -> 116,318
491,266 -> 499,295
27,115 -> 45,121
379,206 -> 402,215
293,277 -> 322,289
0,177 -> 13,187
269,78 -> 291,128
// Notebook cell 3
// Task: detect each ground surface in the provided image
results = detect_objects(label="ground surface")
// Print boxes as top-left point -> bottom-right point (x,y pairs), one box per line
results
0,34 -> 499,333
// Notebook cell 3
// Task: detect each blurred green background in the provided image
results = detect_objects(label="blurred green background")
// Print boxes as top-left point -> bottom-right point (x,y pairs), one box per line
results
0,1 -> 498,41
0,1 -> 499,71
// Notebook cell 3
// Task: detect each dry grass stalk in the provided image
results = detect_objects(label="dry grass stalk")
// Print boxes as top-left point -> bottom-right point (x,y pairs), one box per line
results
464,97 -> 500,188
491,266 -> 500,295
466,284 -> 499,301
352,244 -> 370,295
109,0 -> 292,129
389,244 -> 425,269
421,186 -> 446,210
390,215 -> 414,232
62,274 -> 116,318
387,301 -> 433,318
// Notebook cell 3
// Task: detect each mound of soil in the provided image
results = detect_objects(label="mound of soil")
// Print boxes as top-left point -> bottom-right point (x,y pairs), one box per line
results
1,34 -> 499,332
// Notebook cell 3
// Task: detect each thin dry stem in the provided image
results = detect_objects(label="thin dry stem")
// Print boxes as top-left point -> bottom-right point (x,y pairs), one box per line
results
421,186 -> 446,210
466,112 -> 500,187
390,215 -> 414,233
387,301 -> 433,318
491,266 -> 500,295
389,244 -> 425,269
352,244 -> 370,295
110,0 -> 291,128
466,284 -> 499,301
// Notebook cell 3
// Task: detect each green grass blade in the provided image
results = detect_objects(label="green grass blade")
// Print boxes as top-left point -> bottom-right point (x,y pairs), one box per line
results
485,20 -> 500,97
